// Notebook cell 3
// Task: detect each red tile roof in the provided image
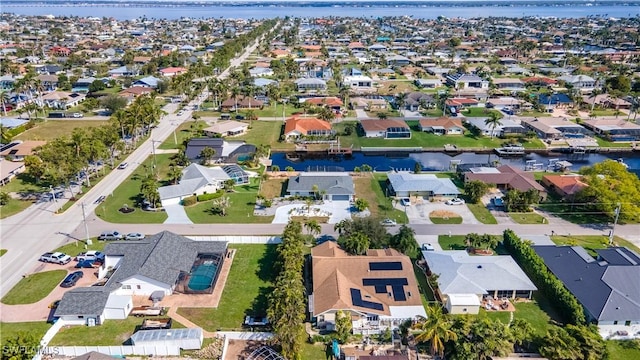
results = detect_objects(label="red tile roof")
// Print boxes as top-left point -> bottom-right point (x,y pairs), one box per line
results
284,116 -> 332,135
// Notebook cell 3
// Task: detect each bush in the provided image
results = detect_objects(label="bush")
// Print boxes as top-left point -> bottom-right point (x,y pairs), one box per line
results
182,196 -> 197,206
503,230 -> 586,325
197,191 -> 223,202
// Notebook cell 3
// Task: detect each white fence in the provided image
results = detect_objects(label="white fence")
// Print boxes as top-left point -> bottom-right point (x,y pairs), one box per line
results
187,235 -> 282,244
217,331 -> 274,341
53,345 -> 180,356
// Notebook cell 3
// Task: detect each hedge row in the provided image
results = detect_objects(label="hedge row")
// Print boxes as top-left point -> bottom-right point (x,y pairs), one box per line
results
181,190 -> 224,206
503,229 -> 586,325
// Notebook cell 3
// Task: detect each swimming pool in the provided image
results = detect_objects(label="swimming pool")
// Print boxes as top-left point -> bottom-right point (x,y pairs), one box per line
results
188,261 -> 218,291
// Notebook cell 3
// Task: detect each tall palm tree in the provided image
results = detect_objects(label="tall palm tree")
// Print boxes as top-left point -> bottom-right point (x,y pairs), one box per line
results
484,112 -> 502,139
304,220 -> 321,237
413,305 -> 458,358
0,90 -> 10,116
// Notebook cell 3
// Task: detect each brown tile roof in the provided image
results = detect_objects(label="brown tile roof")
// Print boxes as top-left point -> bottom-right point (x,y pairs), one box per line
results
465,164 -> 545,193
284,116 -> 332,135
418,117 -> 463,130
119,86 -> 153,96
542,174 -> 588,196
360,119 -> 409,132
0,141 -> 46,157
311,242 -> 423,317
305,97 -> 343,107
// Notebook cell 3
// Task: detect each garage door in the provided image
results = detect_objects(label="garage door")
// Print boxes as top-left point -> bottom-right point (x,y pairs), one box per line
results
331,195 -> 350,201
161,197 -> 181,207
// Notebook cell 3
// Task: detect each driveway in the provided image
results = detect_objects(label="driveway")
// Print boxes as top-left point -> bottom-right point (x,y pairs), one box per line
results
403,201 -> 479,225
163,204 -> 193,224
272,200 -> 352,224
355,109 -> 370,119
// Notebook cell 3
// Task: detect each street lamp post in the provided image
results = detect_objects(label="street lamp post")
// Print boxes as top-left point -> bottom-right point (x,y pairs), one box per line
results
81,202 -> 91,245
609,203 -> 621,246
49,185 -> 57,203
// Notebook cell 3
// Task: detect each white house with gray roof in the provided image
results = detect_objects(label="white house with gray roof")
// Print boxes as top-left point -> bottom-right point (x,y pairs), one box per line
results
386,173 -> 460,199
286,172 -> 354,201
158,163 -> 234,206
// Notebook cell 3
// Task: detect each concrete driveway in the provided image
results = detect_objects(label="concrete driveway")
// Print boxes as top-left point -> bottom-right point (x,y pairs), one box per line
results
272,200 -> 352,224
163,204 -> 193,224
403,201 -> 479,225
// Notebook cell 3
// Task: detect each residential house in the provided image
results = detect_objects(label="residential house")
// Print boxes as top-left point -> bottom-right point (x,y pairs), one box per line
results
41,91 -> 86,109
36,64 -> 63,75
386,173 -> 461,199
304,97 -> 343,113
0,75 -> 15,90
464,165 -> 547,200
284,116 -> 334,140
492,78 -> 526,93
368,44 -> 387,53
0,160 -> 25,186
557,74 -> 597,93
342,75 -> 374,91
184,137 -> 256,164
582,94 -> 632,110
541,174 -> 588,200
119,86 -> 153,99
36,74 -> 58,91
422,250 -> 537,314
55,231 -> 228,325
350,97 -> 388,111
538,93 -> 573,111
203,120 -> 249,137
520,117 -> 588,139
360,119 -> 411,139
404,92 -> 436,111
295,78 -> 327,92
414,78 -> 442,89
446,73 -> 489,90
464,117 -> 526,137
0,140 -> 45,161
220,96 -> 264,111
159,67 -> 187,77
249,67 -> 274,77
287,172 -> 354,201
311,241 -> 426,334
486,97 -> 530,111
534,245 -> 640,336
521,77 -> 558,87
107,66 -> 139,77
418,117 -> 465,135
386,54 -> 411,66
158,163 -> 248,206
133,76 -> 161,88
581,118 -> 640,141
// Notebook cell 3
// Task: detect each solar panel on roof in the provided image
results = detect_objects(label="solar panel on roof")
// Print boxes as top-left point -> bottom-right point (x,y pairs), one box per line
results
362,278 -> 409,302
369,262 -> 403,271
350,288 -> 384,311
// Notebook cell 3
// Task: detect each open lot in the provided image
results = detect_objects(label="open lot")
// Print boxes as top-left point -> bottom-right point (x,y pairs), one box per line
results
15,120 -> 109,141
158,121 -> 196,149
235,121 -> 287,149
258,177 -> 287,199
354,173 -> 407,223
178,244 -> 277,331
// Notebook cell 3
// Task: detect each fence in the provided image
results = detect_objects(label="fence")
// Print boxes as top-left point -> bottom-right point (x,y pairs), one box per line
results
187,235 -> 282,244
52,345 -> 180,356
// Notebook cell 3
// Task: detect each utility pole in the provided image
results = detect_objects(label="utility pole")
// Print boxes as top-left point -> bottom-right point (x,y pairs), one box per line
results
609,202 -> 621,246
151,139 -> 160,173
81,202 -> 91,246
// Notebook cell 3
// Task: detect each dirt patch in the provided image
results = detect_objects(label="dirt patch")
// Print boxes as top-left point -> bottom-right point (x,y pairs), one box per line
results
224,339 -> 266,360
429,210 -> 459,218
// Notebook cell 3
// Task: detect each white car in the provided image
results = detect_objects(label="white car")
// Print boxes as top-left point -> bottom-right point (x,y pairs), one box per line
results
446,198 -> 466,205
380,218 -> 397,226
125,232 -> 145,241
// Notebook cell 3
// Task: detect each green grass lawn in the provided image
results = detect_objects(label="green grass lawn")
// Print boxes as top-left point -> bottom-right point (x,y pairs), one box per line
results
158,121 -> 195,149
1,270 -> 67,305
508,212 -> 547,224
0,173 -> 44,194
607,340 -> 640,360
15,120 -> 109,141
462,107 -> 504,119
537,195 -> 611,225
178,244 -> 277,331
53,239 -> 105,257
302,343 -> 331,360
438,235 -> 508,255
481,293 -> 560,337
96,154 -> 170,223
0,249 -> 6,256
430,216 -> 463,224
50,317 -> 186,346
0,322 -> 52,345
185,178 -> 273,224
467,203 -> 498,224
195,104 -> 300,119
519,110 -> 551,117
353,174 -> 407,223
0,199 -> 33,219
235,121 -> 285,149
412,258 -> 436,303
590,109 -> 622,116
551,235 -> 640,256
595,137 -> 635,148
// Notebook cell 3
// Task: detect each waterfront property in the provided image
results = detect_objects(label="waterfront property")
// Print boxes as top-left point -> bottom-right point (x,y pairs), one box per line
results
310,241 -> 426,334
520,117 -> 588,139
184,138 -> 256,164
203,120 -> 249,137
581,119 -> 640,142
360,119 -> 411,139
283,116 -> 334,140
386,173 -> 460,199
534,245 -> 640,338
418,117 -> 465,135
464,117 -> 526,137
541,174 -> 588,200
422,250 -> 537,313
286,172 -> 354,201
464,165 -> 547,200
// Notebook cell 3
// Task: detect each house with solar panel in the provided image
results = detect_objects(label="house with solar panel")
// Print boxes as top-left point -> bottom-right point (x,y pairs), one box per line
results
310,241 -> 427,334
54,231 -> 228,325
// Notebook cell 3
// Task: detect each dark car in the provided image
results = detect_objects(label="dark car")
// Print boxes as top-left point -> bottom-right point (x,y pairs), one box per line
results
235,114 -> 245,120
60,271 -> 84,288
75,260 -> 95,268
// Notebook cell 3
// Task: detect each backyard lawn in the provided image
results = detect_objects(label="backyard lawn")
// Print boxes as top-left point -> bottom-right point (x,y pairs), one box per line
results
481,293 -> 561,336
0,322 -> 51,345
235,121 -> 287,149
551,235 -> 640,256
178,244 -> 277,331
50,316 -> 186,346
96,154 -> 171,223
461,107 -> 504,119
607,340 -> 640,360
53,239 -> 106,257
15,120 -> 109,141
258,177 -> 287,199
1,270 -> 67,305
508,212 -> 547,224
185,178 -> 273,224
466,203 -> 498,224
158,121 -> 196,149
354,174 -> 407,223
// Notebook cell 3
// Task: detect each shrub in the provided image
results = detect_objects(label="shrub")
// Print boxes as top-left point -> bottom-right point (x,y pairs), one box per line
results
182,196 -> 197,206
197,191 -> 223,202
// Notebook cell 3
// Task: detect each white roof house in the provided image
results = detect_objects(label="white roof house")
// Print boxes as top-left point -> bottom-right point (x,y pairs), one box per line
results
423,250 -> 537,301
387,173 -> 460,198
158,163 -> 231,206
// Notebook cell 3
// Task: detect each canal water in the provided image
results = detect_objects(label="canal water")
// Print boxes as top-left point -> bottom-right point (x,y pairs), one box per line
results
271,151 -> 640,176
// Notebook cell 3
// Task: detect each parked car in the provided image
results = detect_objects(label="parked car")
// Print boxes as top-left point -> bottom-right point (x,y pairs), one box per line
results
71,112 -> 84,118
422,243 -> 435,251
75,260 -> 95,268
117,162 -> 128,169
60,271 -> 84,288
98,231 -> 123,240
40,252 -> 72,264
446,198 -> 466,205
125,232 -> 145,241
492,197 -> 505,207
400,198 -> 411,206
235,114 -> 245,120
380,218 -> 397,226
94,195 -> 106,204
76,251 -> 104,262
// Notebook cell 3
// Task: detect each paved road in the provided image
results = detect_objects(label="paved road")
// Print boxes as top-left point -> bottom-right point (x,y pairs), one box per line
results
0,34 -> 267,299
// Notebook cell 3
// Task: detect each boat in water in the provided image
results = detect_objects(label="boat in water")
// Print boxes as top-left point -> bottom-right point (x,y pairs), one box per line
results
494,144 -> 525,156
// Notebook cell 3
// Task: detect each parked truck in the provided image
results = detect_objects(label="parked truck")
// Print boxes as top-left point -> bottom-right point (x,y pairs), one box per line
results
130,306 -> 164,317
76,251 -> 105,262
40,252 -> 72,265
141,318 -> 172,330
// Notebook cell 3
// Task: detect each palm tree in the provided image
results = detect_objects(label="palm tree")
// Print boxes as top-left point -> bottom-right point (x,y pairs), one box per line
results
167,165 -> 182,185
413,305 -> 458,358
0,90 -> 10,116
484,112 -> 502,139
395,92 -> 407,118
304,219 -> 321,237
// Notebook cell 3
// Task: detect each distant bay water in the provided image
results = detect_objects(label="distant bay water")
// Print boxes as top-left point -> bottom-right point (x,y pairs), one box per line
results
2,3 -> 639,20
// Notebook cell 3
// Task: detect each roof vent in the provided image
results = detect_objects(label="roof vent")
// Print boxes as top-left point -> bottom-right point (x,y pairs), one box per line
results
616,307 -> 620,310
477,265 -> 482,269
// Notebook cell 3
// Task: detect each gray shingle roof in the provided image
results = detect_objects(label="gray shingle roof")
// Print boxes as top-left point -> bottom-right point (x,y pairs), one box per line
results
104,231 -> 227,288
158,163 -> 230,200
54,287 -> 110,317
287,172 -> 354,195
387,173 -> 460,195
